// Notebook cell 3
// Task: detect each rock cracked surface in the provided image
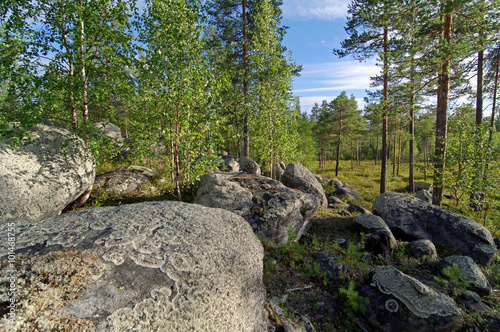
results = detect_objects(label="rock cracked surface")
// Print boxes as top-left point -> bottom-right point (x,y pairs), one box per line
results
0,201 -> 266,331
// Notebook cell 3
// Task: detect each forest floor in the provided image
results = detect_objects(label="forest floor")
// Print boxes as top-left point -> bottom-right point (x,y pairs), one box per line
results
79,159 -> 500,331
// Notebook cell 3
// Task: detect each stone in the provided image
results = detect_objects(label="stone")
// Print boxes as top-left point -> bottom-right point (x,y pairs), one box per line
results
328,196 -> 348,209
334,186 -> 361,202
360,266 -> 463,332
239,156 -> 261,175
0,124 -> 95,223
410,182 -> 433,192
93,122 -> 123,144
353,214 -> 397,248
94,165 -> 160,194
372,193 -> 496,266
195,172 -> 318,244
459,290 -> 492,313
312,252 -> 347,281
440,255 -> 492,296
364,233 -> 393,256
282,163 -> 328,207
416,189 -> 433,203
0,201 -> 266,331
347,204 -> 372,215
408,239 -> 438,261
219,155 -> 240,172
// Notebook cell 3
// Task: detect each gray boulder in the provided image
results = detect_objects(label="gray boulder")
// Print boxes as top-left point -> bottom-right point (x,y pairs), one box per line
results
93,122 -> 123,144
0,201 -> 266,331
219,155 -> 240,172
360,265 -> 463,332
353,214 -> 397,248
416,189 -> 432,203
282,163 -> 328,207
94,165 -> 160,194
195,172 -> 318,244
0,124 -> 95,223
440,255 -> 492,296
372,193 -> 495,266
239,156 -> 261,175
408,239 -> 438,261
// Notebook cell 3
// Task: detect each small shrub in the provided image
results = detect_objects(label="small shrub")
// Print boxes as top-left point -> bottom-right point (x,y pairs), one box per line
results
338,280 -> 369,314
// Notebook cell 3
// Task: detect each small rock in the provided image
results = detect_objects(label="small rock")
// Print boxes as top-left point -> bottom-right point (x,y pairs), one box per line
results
416,189 -> 432,203
408,239 -> 438,261
282,164 -> 328,207
440,256 -> 492,296
360,265 -> 464,332
334,186 -> 361,202
239,157 -> 261,175
353,214 -> 396,248
347,204 -> 372,215
220,155 -> 240,172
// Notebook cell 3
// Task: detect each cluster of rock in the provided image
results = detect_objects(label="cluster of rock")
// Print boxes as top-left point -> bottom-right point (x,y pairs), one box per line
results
0,124 -> 324,330
1,123 -> 498,331
313,191 -> 497,331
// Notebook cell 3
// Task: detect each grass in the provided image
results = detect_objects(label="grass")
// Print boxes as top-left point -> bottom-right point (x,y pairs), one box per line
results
315,159 -> 432,202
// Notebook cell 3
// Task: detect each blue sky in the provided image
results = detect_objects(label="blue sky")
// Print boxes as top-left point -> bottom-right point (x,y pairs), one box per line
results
281,1 -> 382,113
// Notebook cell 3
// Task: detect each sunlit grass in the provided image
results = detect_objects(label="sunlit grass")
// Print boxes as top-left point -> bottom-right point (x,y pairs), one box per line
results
314,160 -> 431,203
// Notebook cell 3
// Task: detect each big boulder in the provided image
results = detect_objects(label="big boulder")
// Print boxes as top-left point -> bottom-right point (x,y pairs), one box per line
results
360,266 -> 463,332
0,124 -> 95,223
281,163 -> 328,207
372,193 -> 495,266
195,172 -> 318,244
94,165 -> 160,194
0,201 -> 266,331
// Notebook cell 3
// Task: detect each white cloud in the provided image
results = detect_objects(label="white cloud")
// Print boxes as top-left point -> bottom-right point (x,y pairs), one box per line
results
282,0 -> 350,21
291,59 -> 380,112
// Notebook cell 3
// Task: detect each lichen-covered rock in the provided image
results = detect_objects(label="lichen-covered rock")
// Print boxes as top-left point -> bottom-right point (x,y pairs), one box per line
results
372,193 -> 495,266
0,124 -> 95,223
94,165 -> 160,194
239,157 -> 261,175
408,239 -> 438,261
282,163 -> 328,207
353,214 -> 396,248
360,266 -> 463,332
195,172 -> 318,244
312,252 -> 346,282
440,256 -> 492,296
0,201 -> 266,331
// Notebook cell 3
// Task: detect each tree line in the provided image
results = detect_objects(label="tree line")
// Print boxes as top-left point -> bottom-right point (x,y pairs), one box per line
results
328,0 -> 500,209
0,0 -> 310,199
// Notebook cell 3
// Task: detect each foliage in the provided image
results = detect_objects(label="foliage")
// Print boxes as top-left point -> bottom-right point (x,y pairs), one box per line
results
433,263 -> 471,298
446,104 -> 500,223
338,280 -> 369,315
